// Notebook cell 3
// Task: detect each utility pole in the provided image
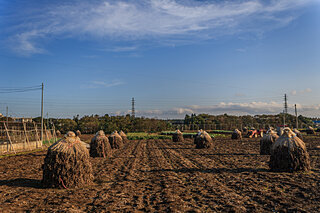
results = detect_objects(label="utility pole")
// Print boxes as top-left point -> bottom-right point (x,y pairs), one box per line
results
283,94 -> 288,127
131,97 -> 135,118
41,83 -> 44,142
295,104 -> 298,128
6,106 -> 8,126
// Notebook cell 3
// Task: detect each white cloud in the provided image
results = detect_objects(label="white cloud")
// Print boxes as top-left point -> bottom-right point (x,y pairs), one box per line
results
291,88 -> 312,96
84,79 -> 124,88
5,0 -> 314,55
105,100 -> 320,118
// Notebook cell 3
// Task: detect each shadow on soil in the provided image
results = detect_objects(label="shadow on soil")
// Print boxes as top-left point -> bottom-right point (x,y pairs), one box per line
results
200,153 -> 260,156
0,178 -> 43,189
141,167 -> 269,174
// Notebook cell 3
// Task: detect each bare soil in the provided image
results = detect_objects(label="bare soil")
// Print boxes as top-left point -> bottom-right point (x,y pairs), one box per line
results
0,136 -> 320,212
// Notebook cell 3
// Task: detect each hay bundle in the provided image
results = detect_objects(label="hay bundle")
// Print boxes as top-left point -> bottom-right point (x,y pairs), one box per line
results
173,130 -> 184,142
260,129 -> 278,155
56,130 -> 61,137
90,130 -> 112,158
194,130 -> 213,149
76,130 -> 81,137
108,131 -> 123,149
258,129 -> 264,137
246,129 -> 257,138
194,130 -> 202,144
293,128 -> 303,140
306,126 -> 315,135
231,129 -> 242,140
277,127 -> 284,136
42,131 -> 93,188
269,128 -> 311,172
119,130 -> 128,143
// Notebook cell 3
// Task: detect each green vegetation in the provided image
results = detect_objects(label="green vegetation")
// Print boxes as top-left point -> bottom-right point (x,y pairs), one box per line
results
32,112 -> 317,135
127,132 -> 171,140
43,138 -> 59,145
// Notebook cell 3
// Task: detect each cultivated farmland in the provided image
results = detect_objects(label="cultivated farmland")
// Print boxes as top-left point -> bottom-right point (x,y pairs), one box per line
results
0,136 -> 320,212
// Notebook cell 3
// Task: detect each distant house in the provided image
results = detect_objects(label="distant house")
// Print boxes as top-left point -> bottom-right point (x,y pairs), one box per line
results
13,117 -> 33,123
0,113 -> 3,118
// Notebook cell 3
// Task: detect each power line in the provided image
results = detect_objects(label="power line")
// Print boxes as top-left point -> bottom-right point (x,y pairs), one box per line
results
0,85 -> 42,93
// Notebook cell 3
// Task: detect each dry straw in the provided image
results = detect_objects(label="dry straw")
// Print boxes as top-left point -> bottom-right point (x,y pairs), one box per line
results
306,126 -> 315,135
260,129 -> 278,155
173,129 -> 184,142
119,130 -> 128,143
293,128 -> 303,140
90,130 -> 112,158
109,131 -> 123,149
269,128 -> 311,172
231,129 -> 242,140
42,131 -> 93,188
194,130 -> 213,149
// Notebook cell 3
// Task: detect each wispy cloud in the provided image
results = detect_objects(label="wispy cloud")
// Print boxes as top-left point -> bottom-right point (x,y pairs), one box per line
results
3,0 -> 314,55
84,79 -> 125,88
106,100 -> 320,118
291,88 -> 312,96
106,46 -> 138,52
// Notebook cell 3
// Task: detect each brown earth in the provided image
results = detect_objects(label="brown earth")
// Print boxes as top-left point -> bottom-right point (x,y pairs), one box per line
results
0,136 -> 320,212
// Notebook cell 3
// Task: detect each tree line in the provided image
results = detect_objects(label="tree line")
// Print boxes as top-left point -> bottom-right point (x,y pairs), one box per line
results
30,113 -> 317,134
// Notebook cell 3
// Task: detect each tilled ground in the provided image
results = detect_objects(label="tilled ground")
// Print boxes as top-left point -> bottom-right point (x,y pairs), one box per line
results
0,136 -> 320,212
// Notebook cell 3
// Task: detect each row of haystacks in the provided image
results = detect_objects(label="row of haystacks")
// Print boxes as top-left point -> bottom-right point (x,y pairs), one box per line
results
42,130 -> 128,189
260,127 -> 311,172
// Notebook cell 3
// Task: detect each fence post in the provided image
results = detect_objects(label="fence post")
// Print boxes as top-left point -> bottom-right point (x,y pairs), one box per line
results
23,121 -> 31,150
33,122 -> 41,148
4,123 -> 16,154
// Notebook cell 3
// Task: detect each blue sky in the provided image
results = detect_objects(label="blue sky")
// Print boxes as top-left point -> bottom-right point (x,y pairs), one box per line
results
0,0 -> 320,119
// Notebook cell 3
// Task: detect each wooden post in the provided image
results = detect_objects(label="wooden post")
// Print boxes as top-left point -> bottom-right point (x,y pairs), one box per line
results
33,122 -> 41,148
23,122 -> 31,150
4,123 -> 16,154
51,122 -> 57,142
44,124 -> 50,143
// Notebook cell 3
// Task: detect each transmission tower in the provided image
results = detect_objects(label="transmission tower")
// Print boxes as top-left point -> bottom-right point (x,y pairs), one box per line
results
131,97 -> 135,118
283,94 -> 288,126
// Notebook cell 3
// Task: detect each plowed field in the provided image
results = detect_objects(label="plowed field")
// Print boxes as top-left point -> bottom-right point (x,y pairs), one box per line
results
0,136 -> 320,212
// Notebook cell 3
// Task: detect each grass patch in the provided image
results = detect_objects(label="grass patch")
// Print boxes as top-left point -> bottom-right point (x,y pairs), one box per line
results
0,148 -> 43,158
43,138 -> 59,145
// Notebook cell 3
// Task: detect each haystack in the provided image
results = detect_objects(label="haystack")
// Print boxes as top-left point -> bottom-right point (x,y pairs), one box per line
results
260,129 -> 278,155
194,130 -> 213,149
276,127 -> 284,136
306,126 -> 315,135
109,131 -> 123,149
269,128 -> 311,172
119,130 -> 128,143
293,128 -> 303,140
173,130 -> 184,142
76,130 -> 81,137
56,130 -> 61,137
231,129 -> 242,140
90,130 -> 112,158
42,131 -> 93,188
194,130 -> 203,144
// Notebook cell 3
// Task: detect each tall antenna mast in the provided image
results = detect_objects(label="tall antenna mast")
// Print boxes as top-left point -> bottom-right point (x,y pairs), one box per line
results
284,94 -> 288,126
131,97 -> 135,118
